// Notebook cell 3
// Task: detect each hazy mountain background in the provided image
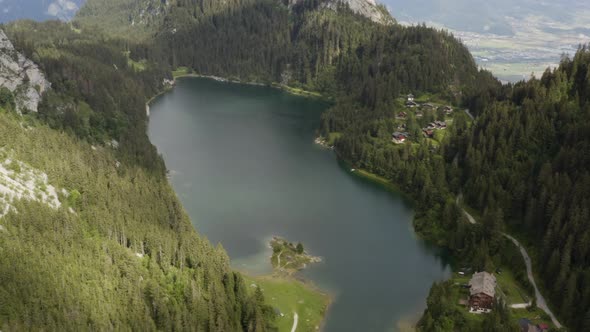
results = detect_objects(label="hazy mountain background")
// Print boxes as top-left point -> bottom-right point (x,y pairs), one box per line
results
384,0 -> 590,81
1,0 -> 588,81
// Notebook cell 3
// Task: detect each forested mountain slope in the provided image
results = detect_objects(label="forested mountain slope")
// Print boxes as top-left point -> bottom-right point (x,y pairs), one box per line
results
76,0 -> 392,39
78,0 -> 479,103
448,48 -> 590,330
328,44 -> 590,331
0,111 -> 273,330
0,22 -> 275,331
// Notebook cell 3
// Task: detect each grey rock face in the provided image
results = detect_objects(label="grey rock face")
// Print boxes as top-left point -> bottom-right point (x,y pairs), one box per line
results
289,0 -> 391,24
0,30 -> 49,113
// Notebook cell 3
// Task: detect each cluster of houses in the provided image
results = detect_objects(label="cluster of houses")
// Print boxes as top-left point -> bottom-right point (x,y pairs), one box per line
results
422,120 -> 447,138
405,94 -> 454,115
392,94 -> 454,144
393,121 -> 448,142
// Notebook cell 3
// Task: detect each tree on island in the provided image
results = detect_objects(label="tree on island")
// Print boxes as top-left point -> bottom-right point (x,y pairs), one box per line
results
296,242 -> 304,254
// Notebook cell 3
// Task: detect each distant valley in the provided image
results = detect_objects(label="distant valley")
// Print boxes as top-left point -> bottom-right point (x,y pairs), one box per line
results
384,0 -> 590,81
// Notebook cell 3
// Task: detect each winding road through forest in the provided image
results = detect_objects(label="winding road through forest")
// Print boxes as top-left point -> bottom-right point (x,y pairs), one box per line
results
458,198 -> 562,328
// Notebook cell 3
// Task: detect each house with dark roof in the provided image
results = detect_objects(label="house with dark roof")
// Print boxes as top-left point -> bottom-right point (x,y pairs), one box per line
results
434,120 -> 447,129
422,129 -> 434,138
468,272 -> 497,311
392,132 -> 409,144
439,105 -> 453,115
422,102 -> 436,110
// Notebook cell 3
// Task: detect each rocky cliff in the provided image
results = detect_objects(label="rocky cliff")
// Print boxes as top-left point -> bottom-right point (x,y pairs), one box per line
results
290,0 -> 392,24
0,30 -> 49,113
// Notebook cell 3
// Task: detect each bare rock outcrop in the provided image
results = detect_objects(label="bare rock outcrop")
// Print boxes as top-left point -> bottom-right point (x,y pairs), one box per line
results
0,30 -> 49,113
289,0 -> 392,24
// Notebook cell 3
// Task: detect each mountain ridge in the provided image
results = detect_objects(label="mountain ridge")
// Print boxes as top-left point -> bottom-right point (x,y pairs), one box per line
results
76,0 -> 394,38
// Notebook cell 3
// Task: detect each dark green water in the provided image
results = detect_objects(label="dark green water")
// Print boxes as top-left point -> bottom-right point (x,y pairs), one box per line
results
148,77 -> 450,331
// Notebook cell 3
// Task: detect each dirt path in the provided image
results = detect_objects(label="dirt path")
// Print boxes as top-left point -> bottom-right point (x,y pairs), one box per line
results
456,194 -> 476,224
509,302 -> 532,309
503,234 -> 562,328
276,250 -> 283,269
457,199 -> 562,328
290,312 -> 299,332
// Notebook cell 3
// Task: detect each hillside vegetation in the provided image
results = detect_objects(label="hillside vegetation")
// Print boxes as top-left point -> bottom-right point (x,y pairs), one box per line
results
0,109 -> 276,330
0,20 -> 278,331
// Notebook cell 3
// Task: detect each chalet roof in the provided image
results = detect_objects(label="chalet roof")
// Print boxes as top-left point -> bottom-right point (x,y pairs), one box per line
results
469,272 -> 496,298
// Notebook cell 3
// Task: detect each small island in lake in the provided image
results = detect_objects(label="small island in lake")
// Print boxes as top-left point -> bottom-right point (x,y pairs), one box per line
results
270,236 -> 322,274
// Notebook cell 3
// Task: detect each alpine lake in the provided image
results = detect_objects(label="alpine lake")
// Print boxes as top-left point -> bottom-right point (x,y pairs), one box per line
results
148,77 -> 451,332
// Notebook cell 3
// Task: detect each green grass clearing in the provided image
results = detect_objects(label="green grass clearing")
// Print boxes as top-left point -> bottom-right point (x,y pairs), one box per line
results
326,132 -> 342,146
172,66 -> 190,78
351,169 -> 407,196
272,84 -> 323,99
127,58 -> 147,72
510,307 -> 553,329
122,51 -> 147,72
496,270 -> 530,304
243,275 -> 330,332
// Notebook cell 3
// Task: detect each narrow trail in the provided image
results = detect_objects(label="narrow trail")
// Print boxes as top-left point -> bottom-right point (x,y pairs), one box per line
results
276,250 -> 283,269
509,302 -> 532,309
457,195 -> 562,328
503,234 -> 562,329
290,312 -> 299,332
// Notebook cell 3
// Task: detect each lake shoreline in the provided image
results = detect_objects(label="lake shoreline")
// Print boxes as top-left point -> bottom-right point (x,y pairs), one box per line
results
241,272 -> 334,331
147,76 -> 449,331
146,76 -> 334,330
146,73 -> 328,117
173,71 -> 328,100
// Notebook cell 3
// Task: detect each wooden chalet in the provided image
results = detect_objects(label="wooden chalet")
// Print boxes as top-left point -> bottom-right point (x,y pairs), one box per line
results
468,272 -> 497,311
